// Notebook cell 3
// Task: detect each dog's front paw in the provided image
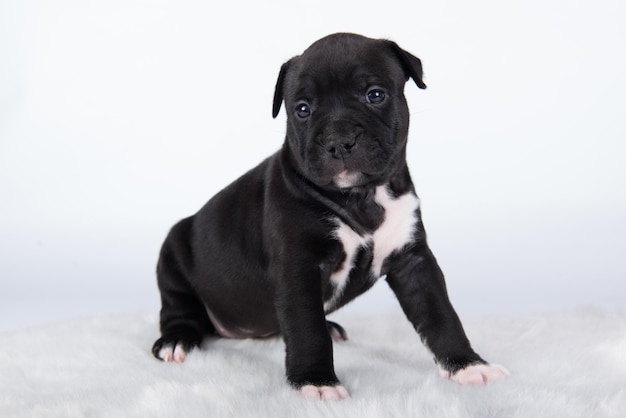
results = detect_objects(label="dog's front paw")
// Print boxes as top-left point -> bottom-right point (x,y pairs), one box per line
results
152,337 -> 200,363
440,363 -> 510,385
298,384 -> 350,400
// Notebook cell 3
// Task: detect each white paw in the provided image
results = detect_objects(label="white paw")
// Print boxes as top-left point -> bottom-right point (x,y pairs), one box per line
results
158,343 -> 188,363
440,363 -> 510,385
299,384 -> 350,400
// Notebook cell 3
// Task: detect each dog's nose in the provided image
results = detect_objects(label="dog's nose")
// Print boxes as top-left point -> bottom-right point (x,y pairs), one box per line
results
325,134 -> 356,159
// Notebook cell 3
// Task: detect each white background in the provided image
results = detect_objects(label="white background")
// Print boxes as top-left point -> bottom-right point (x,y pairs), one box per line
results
1,0 -> 624,332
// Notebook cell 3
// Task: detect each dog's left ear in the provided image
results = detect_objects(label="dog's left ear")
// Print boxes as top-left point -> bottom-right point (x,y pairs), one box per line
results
272,59 -> 292,118
386,41 -> 427,90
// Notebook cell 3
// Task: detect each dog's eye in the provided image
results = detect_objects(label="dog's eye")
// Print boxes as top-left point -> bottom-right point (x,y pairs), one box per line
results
296,103 -> 311,118
366,89 -> 385,104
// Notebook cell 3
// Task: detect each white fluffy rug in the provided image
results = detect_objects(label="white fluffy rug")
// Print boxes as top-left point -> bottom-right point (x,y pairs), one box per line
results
1,308 -> 624,418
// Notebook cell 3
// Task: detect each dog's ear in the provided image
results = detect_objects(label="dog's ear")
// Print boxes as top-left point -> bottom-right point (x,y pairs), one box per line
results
386,41 -> 427,90
272,60 -> 291,118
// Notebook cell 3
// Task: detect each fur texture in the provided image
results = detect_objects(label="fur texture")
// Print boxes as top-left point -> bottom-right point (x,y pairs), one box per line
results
1,308 -> 624,417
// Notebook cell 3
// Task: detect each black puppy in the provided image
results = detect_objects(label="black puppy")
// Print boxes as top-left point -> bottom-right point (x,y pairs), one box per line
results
152,33 -> 509,399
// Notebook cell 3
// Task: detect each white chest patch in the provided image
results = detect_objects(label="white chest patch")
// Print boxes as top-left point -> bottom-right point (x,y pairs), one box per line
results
326,185 -> 420,310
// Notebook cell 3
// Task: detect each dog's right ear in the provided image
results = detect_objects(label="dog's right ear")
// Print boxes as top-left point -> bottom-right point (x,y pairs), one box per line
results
272,60 -> 291,118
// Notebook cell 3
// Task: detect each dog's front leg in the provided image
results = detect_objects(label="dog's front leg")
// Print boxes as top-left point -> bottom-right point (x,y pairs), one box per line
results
386,243 -> 509,384
274,264 -> 349,400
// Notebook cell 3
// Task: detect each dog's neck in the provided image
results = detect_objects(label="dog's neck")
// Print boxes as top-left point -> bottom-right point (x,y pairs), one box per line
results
278,144 -> 414,234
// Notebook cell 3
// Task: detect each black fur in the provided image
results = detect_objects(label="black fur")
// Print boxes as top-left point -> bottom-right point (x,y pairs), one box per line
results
153,33 -> 487,391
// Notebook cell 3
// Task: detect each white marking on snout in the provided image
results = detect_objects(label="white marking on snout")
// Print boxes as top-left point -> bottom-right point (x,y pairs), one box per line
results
325,185 -> 419,311
334,170 -> 362,189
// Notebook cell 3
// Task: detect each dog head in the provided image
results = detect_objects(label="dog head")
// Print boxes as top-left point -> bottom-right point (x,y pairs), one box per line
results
273,33 -> 426,190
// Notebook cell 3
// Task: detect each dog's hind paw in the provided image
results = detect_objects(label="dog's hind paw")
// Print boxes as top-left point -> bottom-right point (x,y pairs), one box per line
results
152,337 -> 199,363
440,363 -> 510,385
326,320 -> 348,341
299,384 -> 350,400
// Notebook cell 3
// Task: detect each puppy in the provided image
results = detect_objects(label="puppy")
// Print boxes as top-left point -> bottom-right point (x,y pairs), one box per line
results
152,33 -> 509,399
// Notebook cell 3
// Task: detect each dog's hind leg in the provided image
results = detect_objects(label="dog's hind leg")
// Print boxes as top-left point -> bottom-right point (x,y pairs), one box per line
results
152,217 -> 214,363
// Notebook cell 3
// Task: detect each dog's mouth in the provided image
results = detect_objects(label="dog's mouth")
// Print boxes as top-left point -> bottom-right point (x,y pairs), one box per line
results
299,132 -> 396,190
333,170 -> 363,189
